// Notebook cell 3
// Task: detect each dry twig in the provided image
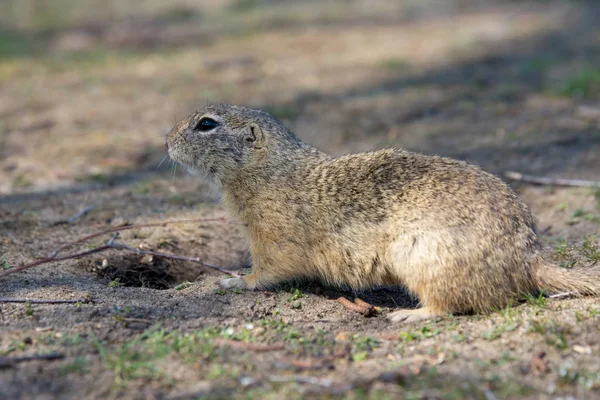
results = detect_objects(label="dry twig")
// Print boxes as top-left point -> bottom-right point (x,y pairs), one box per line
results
0,353 -> 64,368
54,205 -> 96,225
504,171 -> 600,188
0,217 -> 240,281
0,298 -> 90,304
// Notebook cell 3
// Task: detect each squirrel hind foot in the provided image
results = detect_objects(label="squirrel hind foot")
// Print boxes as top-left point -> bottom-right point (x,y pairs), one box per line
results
387,307 -> 444,324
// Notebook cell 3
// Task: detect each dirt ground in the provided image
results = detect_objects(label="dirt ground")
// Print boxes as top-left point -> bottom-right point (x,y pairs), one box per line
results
1,1 -> 600,398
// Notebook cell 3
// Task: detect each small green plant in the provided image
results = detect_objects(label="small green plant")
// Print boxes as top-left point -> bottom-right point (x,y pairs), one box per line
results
214,288 -> 226,295
399,330 -> 419,342
558,67 -> 600,99
174,281 -> 191,291
420,325 -> 441,338
108,278 -> 125,288
287,288 -> 304,302
0,256 -> 12,270
24,302 -> 34,317
452,332 -> 468,342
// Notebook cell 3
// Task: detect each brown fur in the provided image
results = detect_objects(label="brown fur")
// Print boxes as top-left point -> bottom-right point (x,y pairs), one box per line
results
166,104 -> 600,323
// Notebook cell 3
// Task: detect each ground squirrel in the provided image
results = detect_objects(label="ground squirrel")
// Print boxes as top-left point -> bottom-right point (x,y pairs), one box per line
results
166,104 -> 600,323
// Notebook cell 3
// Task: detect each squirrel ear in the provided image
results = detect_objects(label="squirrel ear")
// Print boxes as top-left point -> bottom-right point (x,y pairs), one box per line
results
245,123 -> 264,148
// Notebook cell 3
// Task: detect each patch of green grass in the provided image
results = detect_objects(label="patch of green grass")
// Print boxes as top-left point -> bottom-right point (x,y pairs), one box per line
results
495,351 -> 518,367
6,338 -> 30,354
573,309 -> 598,322
61,356 -> 88,375
77,173 -> 113,186
489,376 -> 534,398
556,361 -> 600,390
480,321 -> 518,341
581,236 -> 600,263
553,239 -> 578,268
38,332 -> 87,347
553,239 -> 571,258
0,256 -> 12,270
95,336 -> 164,387
567,208 -> 589,225
527,320 -> 570,350
132,181 -> 152,195
351,335 -> 379,362
524,291 -> 547,309
12,173 -> 33,188
558,67 -> 600,99
524,57 -> 553,73
452,332 -> 468,343
381,57 -> 407,71
94,325 -> 259,387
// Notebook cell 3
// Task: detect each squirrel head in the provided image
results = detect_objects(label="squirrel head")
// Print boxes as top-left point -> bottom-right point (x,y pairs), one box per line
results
166,104 -> 301,185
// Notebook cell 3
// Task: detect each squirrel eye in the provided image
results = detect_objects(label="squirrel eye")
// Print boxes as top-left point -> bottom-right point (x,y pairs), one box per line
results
194,117 -> 219,132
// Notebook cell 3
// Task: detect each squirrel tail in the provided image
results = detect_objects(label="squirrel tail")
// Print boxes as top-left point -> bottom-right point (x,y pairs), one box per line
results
535,260 -> 600,296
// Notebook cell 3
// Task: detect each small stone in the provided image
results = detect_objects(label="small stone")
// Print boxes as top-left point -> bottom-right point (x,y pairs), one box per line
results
101,259 -> 108,268
573,345 -> 592,354
335,331 -> 352,342
140,254 -> 153,264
